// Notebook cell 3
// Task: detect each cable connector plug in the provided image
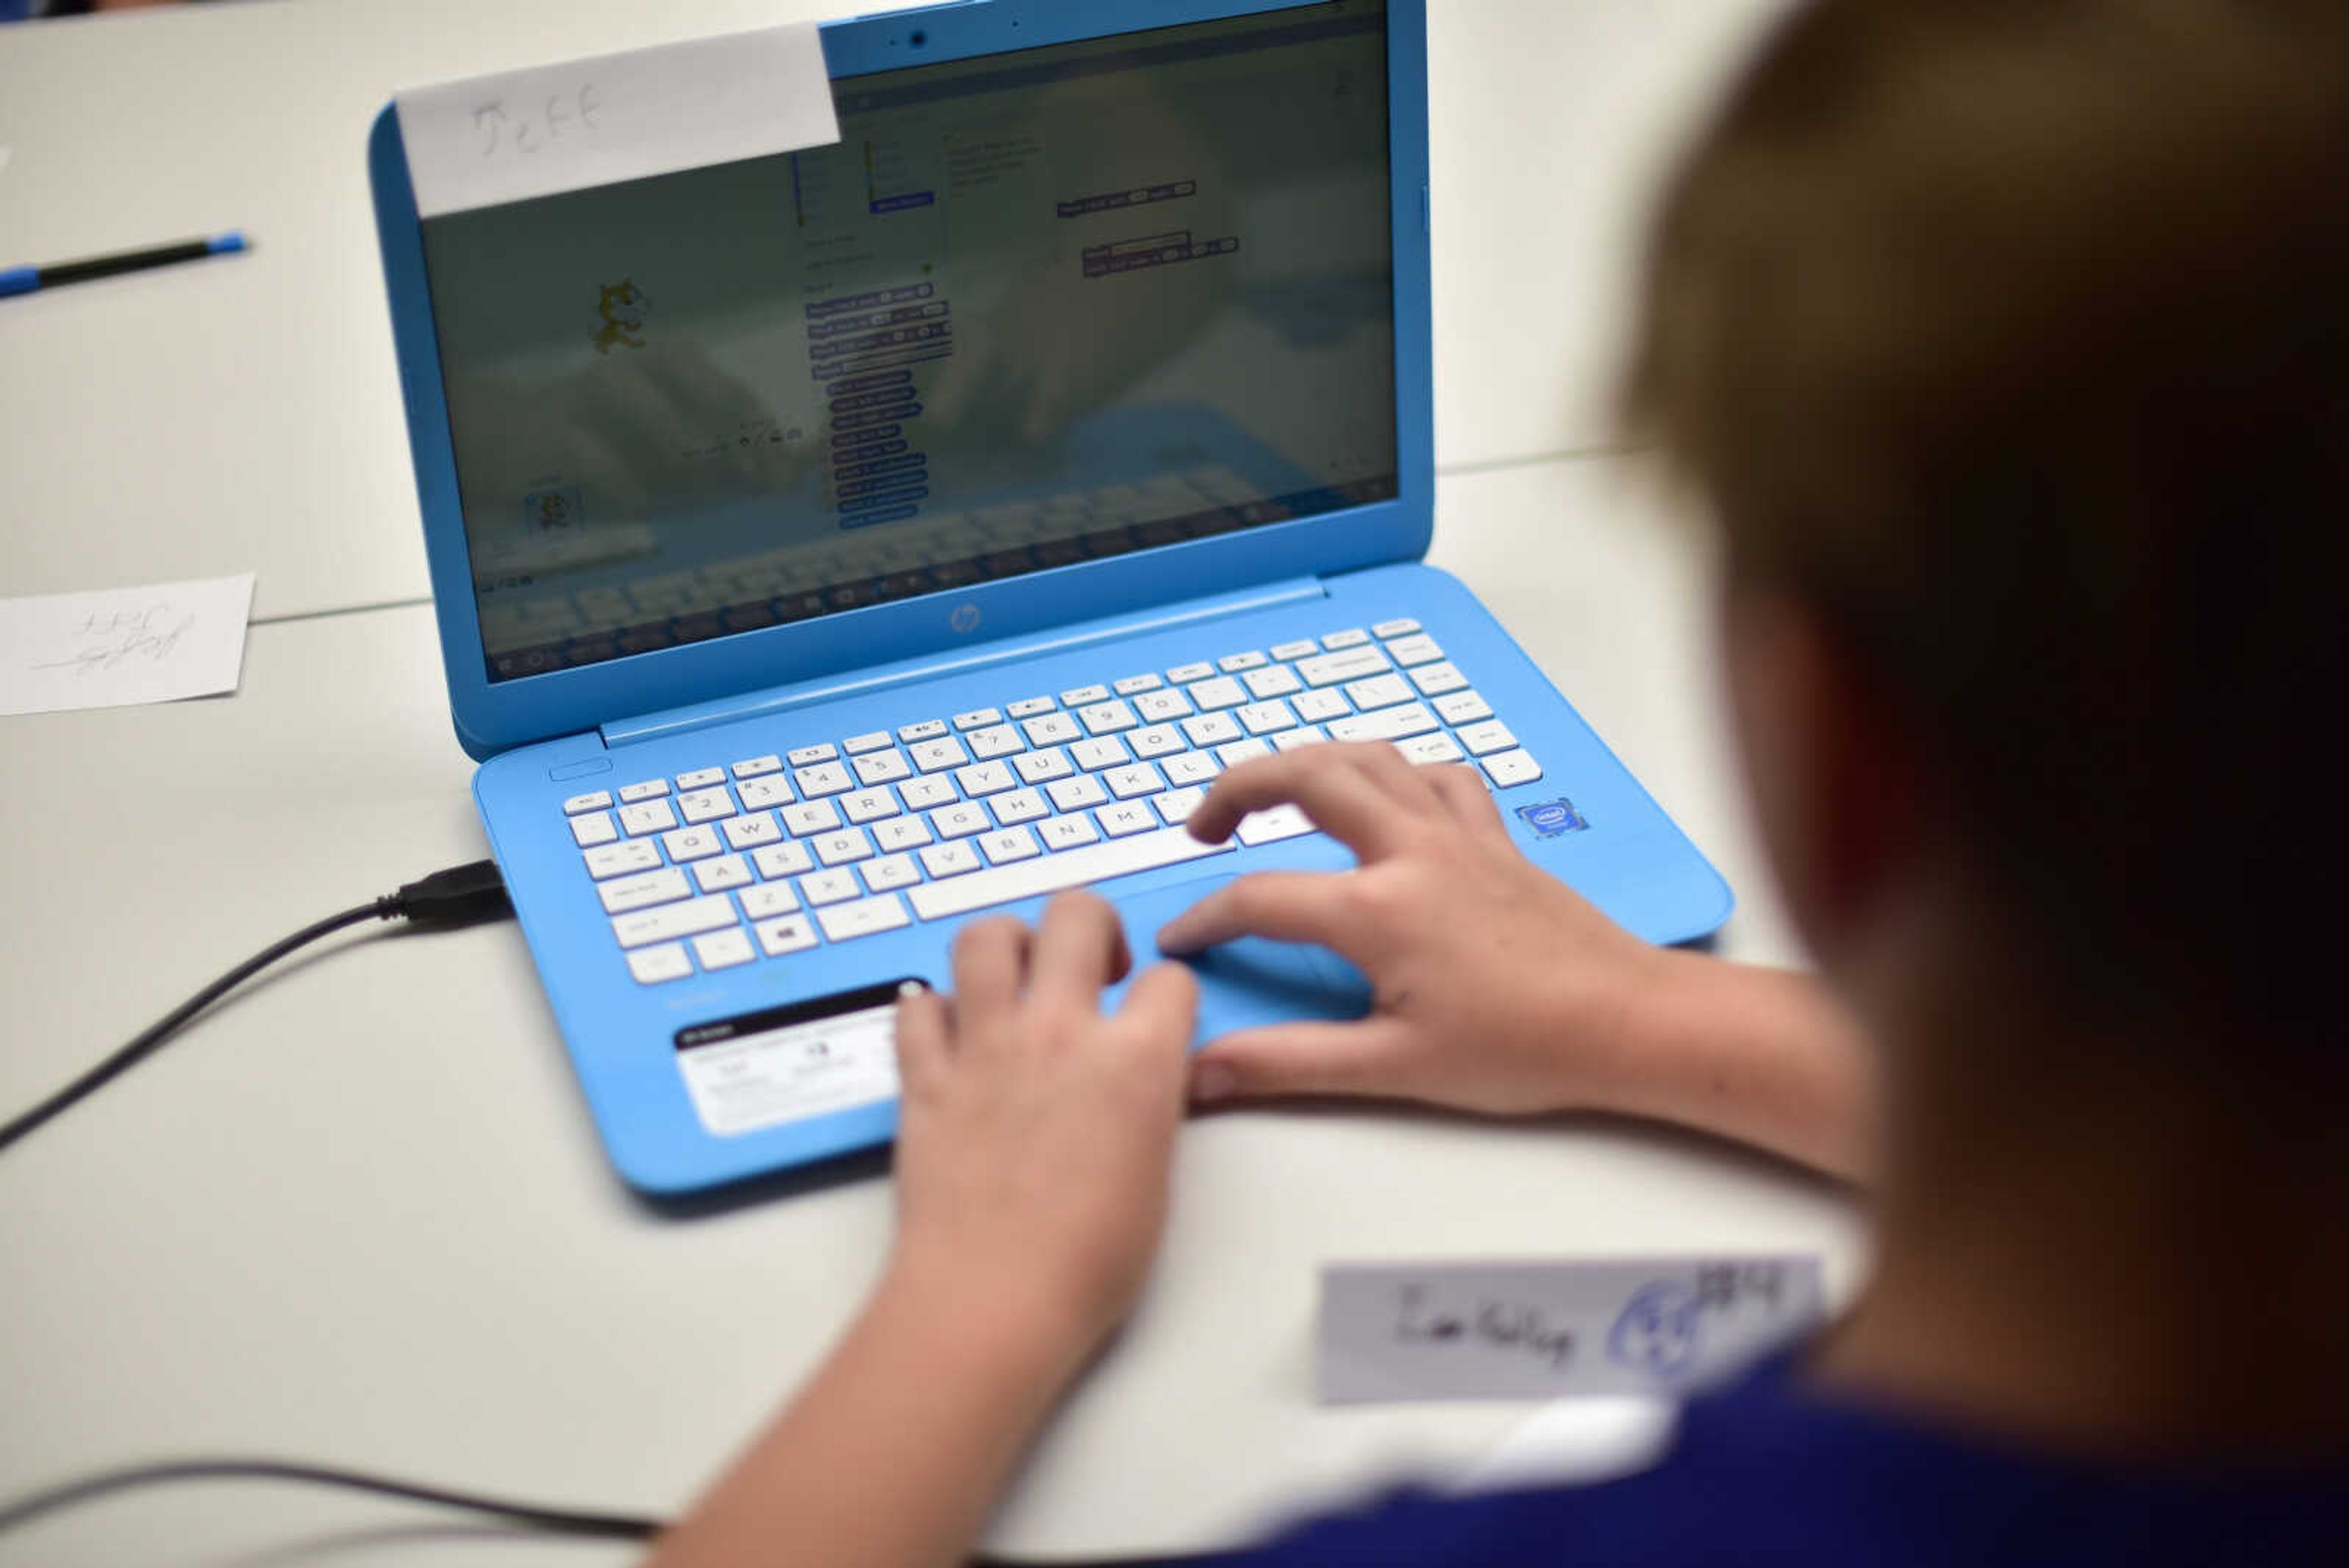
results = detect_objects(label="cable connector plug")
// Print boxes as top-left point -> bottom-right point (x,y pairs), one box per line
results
390,860 -> 511,927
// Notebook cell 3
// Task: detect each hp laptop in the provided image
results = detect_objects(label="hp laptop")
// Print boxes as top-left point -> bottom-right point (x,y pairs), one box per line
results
370,0 -> 1731,1197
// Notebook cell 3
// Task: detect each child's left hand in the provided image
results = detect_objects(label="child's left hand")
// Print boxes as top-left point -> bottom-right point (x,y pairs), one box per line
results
888,893 -> 1201,1365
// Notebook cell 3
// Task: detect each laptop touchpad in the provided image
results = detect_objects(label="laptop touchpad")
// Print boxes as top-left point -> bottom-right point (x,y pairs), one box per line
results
1118,877 -> 1372,1042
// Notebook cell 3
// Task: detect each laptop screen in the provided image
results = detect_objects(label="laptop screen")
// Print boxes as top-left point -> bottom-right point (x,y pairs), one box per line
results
419,0 -> 1397,683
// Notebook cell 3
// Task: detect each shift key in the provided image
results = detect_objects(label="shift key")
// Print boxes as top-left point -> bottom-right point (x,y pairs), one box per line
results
611,894 -> 740,949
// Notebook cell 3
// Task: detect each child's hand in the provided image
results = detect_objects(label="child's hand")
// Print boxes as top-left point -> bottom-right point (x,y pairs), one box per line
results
1159,745 -> 1665,1117
889,894 -> 1200,1362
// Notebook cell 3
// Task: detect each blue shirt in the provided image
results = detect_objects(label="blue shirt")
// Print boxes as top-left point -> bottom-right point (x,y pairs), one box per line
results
1213,1357 -> 2348,1566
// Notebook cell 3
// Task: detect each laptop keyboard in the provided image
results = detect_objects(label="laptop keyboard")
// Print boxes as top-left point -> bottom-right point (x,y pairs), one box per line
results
556,620 -> 1543,984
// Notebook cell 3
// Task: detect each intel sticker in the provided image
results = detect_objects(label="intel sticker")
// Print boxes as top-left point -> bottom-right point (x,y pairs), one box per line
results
1516,798 -> 1588,839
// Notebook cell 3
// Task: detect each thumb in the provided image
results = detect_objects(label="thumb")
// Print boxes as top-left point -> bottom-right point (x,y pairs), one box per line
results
1189,1019 -> 1419,1105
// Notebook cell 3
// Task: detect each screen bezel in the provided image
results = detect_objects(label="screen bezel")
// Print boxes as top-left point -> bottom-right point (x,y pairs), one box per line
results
371,0 -> 1433,760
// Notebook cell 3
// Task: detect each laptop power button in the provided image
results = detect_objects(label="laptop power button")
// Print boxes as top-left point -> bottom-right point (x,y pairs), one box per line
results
548,757 -> 615,783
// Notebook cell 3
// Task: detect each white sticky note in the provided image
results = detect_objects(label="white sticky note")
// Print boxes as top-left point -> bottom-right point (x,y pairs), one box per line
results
395,24 -> 840,219
1318,1255 -> 1825,1404
0,573 -> 256,717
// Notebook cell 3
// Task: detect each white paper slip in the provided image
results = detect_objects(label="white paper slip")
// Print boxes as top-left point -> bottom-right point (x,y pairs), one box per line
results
1318,1255 -> 1825,1404
0,573 -> 255,717
395,24 -> 841,219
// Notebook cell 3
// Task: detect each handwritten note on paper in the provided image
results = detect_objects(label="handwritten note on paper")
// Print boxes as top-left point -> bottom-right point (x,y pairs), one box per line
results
394,23 -> 840,220
0,574 -> 256,717
1318,1255 -> 1827,1405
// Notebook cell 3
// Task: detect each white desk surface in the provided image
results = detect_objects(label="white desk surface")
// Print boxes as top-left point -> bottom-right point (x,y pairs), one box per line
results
0,453 -> 1857,1567
0,0 -> 1787,619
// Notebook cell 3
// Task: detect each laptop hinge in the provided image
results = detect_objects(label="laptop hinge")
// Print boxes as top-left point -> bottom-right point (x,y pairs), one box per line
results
601,575 -> 1330,750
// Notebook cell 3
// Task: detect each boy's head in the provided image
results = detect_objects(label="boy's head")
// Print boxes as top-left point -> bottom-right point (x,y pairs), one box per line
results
1625,1 -> 2348,1094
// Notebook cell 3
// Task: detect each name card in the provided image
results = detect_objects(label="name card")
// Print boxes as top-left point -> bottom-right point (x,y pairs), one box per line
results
395,24 -> 841,220
1318,1255 -> 1825,1404
1,573 -> 255,717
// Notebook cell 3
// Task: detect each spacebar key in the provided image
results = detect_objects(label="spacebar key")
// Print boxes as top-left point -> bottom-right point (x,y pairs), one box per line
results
908,825 -> 1233,920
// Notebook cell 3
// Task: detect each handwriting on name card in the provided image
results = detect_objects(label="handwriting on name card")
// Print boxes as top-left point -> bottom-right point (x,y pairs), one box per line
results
470,86 -> 603,161
1,573 -> 255,717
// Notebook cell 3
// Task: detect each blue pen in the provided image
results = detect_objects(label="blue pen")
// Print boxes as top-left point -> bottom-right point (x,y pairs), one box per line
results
1,232 -> 248,297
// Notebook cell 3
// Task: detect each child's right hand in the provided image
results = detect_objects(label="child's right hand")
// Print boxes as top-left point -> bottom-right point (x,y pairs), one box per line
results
1158,744 -> 1674,1118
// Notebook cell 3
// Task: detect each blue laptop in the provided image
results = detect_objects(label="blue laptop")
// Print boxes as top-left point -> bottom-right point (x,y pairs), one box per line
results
369,0 -> 1730,1197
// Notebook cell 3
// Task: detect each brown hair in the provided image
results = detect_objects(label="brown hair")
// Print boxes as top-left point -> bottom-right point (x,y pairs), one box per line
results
1624,1 -> 2349,1075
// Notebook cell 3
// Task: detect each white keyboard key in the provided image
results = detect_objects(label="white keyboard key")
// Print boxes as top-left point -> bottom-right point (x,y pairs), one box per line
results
1153,786 -> 1207,826
722,811 -> 783,850
1181,711 -> 1243,748
618,800 -> 677,836
1099,801 -> 1157,838
933,802 -> 992,838
861,853 -> 921,893
818,894 -> 911,943
1372,617 -> 1422,639
571,811 -> 618,848
678,787 -> 736,824
693,927 -> 756,970
1133,688 -> 1194,723
732,754 -> 783,779
901,775 -> 957,811
1071,735 -> 1132,771
1238,699 -> 1297,735
693,854 -> 753,893
1077,699 -> 1138,735
1294,688 -> 1351,723
599,868 -> 692,915
563,790 -> 613,816
1046,773 -> 1110,812
1297,645 -> 1389,686
740,775 -> 795,809
754,915 -> 818,957
1321,628 -> 1370,649
1409,662 -> 1469,697
853,748 -> 913,786
897,719 -> 949,743
628,943 -> 692,984
956,760 -> 1017,797
874,816 -> 933,853
1216,650 -> 1266,674
1105,762 -> 1166,800
1014,747 -> 1073,784
612,894 -> 738,949
741,882 -> 802,920
1344,674 -> 1414,711
920,841 -> 984,879
979,826 -> 1042,866
1270,639 -> 1319,660
1434,689 -> 1494,725
1040,814 -> 1101,852
910,737 -> 970,773
584,840 -> 662,880
618,779 -> 669,803
952,708 -> 1003,731
1006,696 -> 1055,719
782,800 -> 843,837
1059,683 -> 1110,706
1129,723 -> 1185,758
752,841 -> 817,880
1242,665 -> 1302,700
1329,703 -> 1438,743
1113,674 -> 1163,695
1162,751 -> 1220,786
990,787 -> 1050,825
795,760 -> 854,797
967,724 -> 1025,760
1386,633 -> 1444,666
1397,733 -> 1466,766
1274,726 -> 1331,752
908,823 -> 1231,921
1216,737 -> 1274,767
1482,749 -> 1544,789
1456,719 -> 1518,756
814,828 -> 874,866
676,767 -> 726,791
788,743 -> 839,765
801,869 -> 863,905
1166,661 -> 1215,683
1021,712 -> 1083,746
842,787 -> 900,823
1187,675 -> 1247,710
844,731 -> 893,756
662,825 -> 724,862
1236,804 -> 1316,845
